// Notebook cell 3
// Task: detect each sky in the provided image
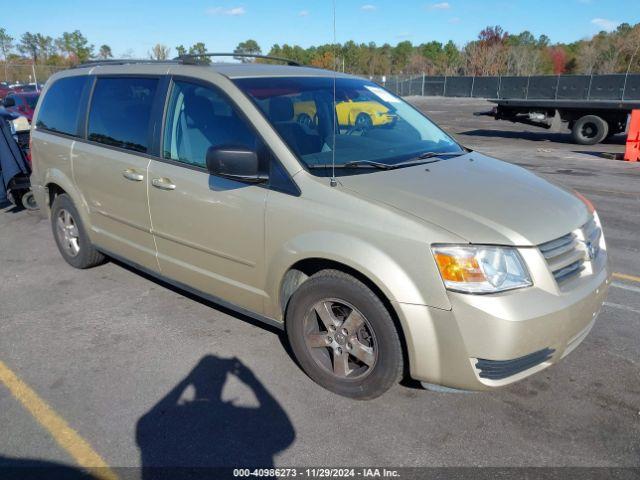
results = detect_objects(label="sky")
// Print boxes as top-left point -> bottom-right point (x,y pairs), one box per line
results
2,0 -> 639,58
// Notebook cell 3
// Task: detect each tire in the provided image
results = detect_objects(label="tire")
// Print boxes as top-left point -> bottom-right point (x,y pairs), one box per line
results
297,113 -> 314,129
21,191 -> 39,210
355,112 -> 373,129
51,194 -> 105,269
8,190 -> 24,208
571,115 -> 609,145
286,269 -> 403,399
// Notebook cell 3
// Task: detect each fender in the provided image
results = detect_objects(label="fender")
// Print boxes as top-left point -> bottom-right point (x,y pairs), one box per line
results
263,231 -> 453,321
42,168 -> 94,242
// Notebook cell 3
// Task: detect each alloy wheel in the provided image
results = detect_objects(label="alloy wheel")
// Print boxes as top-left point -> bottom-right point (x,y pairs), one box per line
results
56,208 -> 80,257
303,298 -> 378,380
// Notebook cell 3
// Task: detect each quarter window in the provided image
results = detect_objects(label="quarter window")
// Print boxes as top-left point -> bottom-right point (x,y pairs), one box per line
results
88,77 -> 158,153
36,76 -> 88,136
162,80 -> 258,168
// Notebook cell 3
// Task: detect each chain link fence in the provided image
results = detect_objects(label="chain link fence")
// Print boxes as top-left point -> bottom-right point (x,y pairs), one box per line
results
0,63 -> 68,86
371,73 -> 640,101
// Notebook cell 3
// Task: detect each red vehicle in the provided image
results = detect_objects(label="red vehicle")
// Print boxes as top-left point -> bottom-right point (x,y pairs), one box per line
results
2,92 -> 39,123
0,85 -> 10,100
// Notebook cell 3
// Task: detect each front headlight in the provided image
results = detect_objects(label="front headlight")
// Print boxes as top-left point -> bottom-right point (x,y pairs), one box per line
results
432,245 -> 532,294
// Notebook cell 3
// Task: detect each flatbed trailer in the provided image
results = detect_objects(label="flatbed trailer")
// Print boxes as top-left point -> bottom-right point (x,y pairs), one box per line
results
486,98 -> 640,145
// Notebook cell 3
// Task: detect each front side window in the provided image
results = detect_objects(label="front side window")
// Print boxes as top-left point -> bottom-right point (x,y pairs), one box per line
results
88,77 -> 158,153
36,76 -> 88,136
234,77 -> 463,176
162,80 -> 258,168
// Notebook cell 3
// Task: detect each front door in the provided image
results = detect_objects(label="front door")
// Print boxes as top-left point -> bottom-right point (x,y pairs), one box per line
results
73,76 -> 160,271
147,79 -> 268,313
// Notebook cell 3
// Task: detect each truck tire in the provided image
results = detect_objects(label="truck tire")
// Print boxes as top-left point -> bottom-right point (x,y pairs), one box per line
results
571,115 -> 609,145
286,269 -> 403,399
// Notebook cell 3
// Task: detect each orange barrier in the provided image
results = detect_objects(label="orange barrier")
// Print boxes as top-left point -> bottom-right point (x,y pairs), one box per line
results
625,110 -> 640,162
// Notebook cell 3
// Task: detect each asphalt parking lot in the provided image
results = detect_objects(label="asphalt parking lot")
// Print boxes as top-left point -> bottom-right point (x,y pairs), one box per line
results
0,97 -> 639,474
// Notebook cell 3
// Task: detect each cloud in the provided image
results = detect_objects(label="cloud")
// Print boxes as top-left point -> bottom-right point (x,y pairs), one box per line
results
206,6 -> 246,16
448,17 -> 461,24
361,4 -> 377,11
429,2 -> 450,9
298,10 -> 309,16
591,17 -> 620,31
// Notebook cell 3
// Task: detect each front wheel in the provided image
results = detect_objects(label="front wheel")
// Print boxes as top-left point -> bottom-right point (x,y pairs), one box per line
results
286,270 -> 403,399
21,191 -> 39,210
571,115 -> 608,145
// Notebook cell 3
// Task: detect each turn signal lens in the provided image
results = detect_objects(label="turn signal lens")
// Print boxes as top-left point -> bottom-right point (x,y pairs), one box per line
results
574,191 -> 595,214
434,251 -> 485,283
432,245 -> 532,294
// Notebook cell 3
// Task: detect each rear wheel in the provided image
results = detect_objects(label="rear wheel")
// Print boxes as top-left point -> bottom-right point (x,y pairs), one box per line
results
355,112 -> 373,129
51,194 -> 105,269
286,270 -> 403,399
571,115 -> 608,145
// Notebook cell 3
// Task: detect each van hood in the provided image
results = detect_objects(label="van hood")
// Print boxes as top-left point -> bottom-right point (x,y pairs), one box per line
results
338,152 -> 588,246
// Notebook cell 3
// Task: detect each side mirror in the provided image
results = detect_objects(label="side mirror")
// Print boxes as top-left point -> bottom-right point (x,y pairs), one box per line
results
3,97 -> 15,108
205,145 -> 267,183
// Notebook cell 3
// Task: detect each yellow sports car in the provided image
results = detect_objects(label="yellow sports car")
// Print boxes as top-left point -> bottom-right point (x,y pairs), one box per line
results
293,99 -> 396,129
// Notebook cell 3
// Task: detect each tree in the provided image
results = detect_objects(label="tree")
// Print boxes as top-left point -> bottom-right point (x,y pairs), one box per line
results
0,28 -> 14,82
56,30 -> 93,64
98,45 -> 113,60
149,44 -> 170,60
35,34 -> 54,62
18,32 -> 39,63
234,39 -> 261,62
175,45 -> 187,57
188,42 -> 210,64
549,46 -> 568,74
391,40 -> 413,73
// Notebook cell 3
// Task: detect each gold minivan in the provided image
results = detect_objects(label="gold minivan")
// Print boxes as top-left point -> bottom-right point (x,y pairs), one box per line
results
30,57 -> 610,399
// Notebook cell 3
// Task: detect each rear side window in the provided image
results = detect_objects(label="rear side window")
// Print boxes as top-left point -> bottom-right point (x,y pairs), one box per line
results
36,76 -> 88,136
88,77 -> 158,153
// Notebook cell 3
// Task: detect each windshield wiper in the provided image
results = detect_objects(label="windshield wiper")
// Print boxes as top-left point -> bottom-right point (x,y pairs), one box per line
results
306,152 -> 466,171
307,160 -> 394,170
343,160 -> 395,169
386,151 -> 467,169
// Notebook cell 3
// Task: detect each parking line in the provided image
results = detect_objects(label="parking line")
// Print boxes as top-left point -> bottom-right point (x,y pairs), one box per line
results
0,361 -> 118,480
613,272 -> 640,284
612,282 -> 640,294
604,302 -> 640,315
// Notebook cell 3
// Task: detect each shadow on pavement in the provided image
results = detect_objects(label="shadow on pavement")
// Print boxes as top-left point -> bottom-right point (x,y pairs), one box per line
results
0,456 -> 93,480
136,354 -> 296,479
460,129 -> 626,145
0,199 -> 24,213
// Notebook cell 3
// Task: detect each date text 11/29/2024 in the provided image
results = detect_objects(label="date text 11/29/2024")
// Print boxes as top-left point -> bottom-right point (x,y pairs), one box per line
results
233,468 -> 400,478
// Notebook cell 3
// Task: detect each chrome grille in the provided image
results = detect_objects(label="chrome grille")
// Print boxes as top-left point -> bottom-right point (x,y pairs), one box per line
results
538,217 -> 602,284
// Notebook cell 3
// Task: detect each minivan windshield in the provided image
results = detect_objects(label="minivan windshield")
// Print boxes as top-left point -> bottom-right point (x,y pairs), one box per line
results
234,76 -> 463,176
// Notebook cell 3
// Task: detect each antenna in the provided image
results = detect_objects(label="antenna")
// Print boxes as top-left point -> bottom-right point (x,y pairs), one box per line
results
330,0 -> 337,187
622,42 -> 640,100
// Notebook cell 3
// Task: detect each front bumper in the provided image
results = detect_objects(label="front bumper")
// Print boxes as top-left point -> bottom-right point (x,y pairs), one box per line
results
396,257 -> 610,390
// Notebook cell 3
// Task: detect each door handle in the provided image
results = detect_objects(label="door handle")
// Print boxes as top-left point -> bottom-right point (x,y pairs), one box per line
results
122,169 -> 144,182
152,177 -> 176,190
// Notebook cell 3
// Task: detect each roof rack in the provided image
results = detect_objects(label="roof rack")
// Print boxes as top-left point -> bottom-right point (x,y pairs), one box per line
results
176,53 -> 301,66
74,59 -> 179,68
74,53 -> 301,69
